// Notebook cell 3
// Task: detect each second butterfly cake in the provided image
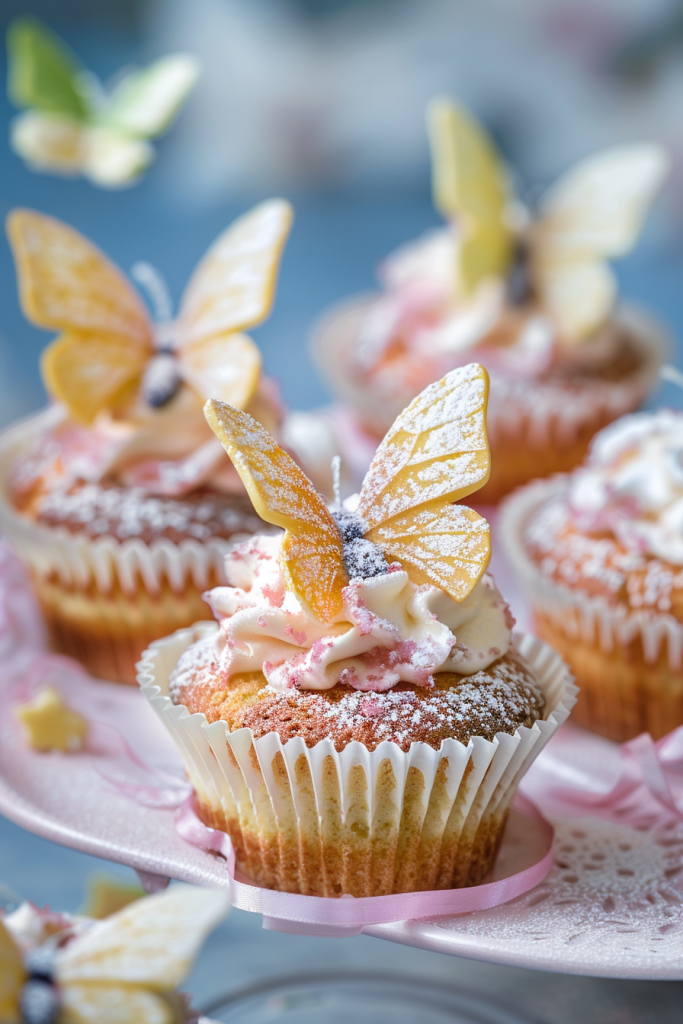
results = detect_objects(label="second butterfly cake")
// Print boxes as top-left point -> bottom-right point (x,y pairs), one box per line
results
139,364 -> 575,896
0,202 -> 291,683
313,98 -> 669,501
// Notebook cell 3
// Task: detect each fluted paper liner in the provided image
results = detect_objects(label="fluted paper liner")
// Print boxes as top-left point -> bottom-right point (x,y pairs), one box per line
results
501,477 -> 683,673
0,410 -> 235,595
501,477 -> 683,740
312,299 -> 666,451
0,411 -> 243,682
138,624 -> 577,897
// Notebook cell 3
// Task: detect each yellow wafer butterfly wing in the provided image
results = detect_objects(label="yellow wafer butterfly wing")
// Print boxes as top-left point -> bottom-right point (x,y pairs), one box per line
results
0,919 -> 24,1023
427,97 -> 512,297
59,984 -> 177,1024
175,199 -> 293,409
205,399 -> 348,621
530,144 -> 669,344
55,885 -> 230,1024
6,208 -> 153,424
357,363 -> 491,602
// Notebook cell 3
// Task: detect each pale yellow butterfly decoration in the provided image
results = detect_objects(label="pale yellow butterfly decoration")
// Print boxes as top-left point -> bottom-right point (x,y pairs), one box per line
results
206,362 -> 491,622
427,96 -> 669,344
6,200 -> 293,425
0,884 -> 230,1024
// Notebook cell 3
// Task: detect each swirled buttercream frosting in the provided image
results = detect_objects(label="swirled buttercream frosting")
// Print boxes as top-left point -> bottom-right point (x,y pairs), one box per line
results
202,532 -> 513,693
567,409 -> 683,565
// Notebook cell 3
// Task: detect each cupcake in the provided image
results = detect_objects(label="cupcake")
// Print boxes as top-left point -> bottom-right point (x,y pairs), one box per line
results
501,405 -> 683,742
0,201 -> 292,683
313,97 -> 669,502
139,363 -> 576,897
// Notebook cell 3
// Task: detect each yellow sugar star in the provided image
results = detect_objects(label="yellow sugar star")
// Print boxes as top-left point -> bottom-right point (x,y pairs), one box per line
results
14,686 -> 88,752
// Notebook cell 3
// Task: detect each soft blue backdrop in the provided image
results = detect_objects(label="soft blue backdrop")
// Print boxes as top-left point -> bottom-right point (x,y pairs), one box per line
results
2,14 -> 683,1021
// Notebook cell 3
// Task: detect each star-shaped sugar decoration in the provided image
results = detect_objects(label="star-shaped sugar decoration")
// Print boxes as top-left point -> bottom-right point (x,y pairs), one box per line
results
14,686 -> 88,752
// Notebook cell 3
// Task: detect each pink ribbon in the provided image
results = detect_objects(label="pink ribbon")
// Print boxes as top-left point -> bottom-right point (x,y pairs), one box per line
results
549,727 -> 683,825
174,793 -> 555,935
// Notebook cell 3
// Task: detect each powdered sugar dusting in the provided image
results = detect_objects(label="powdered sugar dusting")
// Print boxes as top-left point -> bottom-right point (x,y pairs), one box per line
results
31,480 -> 262,543
358,363 -> 489,528
205,400 -> 348,621
525,493 -> 683,615
368,502 -> 491,601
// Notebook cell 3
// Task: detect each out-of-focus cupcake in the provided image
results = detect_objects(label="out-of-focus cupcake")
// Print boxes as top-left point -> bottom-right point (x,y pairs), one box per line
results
139,364 -> 576,897
501,404 -> 683,741
313,97 -> 669,502
0,202 -> 292,683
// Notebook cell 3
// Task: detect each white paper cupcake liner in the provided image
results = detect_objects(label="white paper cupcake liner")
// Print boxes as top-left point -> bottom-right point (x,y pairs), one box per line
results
311,298 -> 667,452
138,623 -> 577,895
0,410 -> 236,596
500,476 -> 683,673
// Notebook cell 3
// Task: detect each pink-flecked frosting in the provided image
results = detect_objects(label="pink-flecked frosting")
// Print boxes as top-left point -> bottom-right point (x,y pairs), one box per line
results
355,227 -> 622,392
567,409 -> 683,565
204,533 -> 513,693
15,378 -> 284,500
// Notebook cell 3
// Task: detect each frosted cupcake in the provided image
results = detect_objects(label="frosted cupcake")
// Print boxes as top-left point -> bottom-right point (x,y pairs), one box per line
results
502,405 -> 683,741
0,202 -> 291,683
139,363 -> 576,897
313,97 -> 669,502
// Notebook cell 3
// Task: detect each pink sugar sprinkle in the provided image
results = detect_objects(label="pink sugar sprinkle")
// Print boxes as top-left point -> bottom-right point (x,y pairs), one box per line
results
284,624 -> 308,646
361,699 -> 384,716
343,582 -> 380,637
386,562 -> 403,573
261,582 -> 285,608
309,637 -> 335,665
258,615 -> 267,629
503,602 -> 516,630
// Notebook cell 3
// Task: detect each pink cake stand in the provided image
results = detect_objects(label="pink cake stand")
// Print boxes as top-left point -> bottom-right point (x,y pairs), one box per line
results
1,533 -> 682,979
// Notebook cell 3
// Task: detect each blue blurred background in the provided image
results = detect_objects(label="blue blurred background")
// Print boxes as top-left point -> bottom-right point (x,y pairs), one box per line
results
2,1 -> 683,1018
2,0 -> 683,428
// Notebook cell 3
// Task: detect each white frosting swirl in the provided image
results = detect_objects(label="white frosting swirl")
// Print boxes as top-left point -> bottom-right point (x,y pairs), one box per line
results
206,534 -> 513,692
568,409 -> 683,564
26,379 -> 283,498
355,226 -> 620,385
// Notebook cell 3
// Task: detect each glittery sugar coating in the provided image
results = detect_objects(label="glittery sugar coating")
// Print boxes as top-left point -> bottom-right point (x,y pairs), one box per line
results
359,363 -> 490,526
6,201 -> 291,424
368,502 -> 490,601
205,399 -> 348,622
359,363 -> 491,602
206,363 -> 491,618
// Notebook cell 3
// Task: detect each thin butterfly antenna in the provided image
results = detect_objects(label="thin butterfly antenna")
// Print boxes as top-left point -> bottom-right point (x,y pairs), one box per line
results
661,364 -> 683,392
331,455 -> 342,509
131,262 -> 174,327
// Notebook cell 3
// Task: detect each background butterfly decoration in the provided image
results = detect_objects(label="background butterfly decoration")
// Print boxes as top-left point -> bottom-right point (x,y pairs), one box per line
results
427,96 -> 670,344
0,883 -> 230,1024
205,362 -> 491,623
7,16 -> 200,189
6,200 -> 293,428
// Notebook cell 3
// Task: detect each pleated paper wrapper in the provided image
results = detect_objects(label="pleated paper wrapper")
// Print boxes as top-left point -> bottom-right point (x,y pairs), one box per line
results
501,477 -> 683,741
138,623 -> 577,897
312,298 -> 666,501
0,410 -> 237,683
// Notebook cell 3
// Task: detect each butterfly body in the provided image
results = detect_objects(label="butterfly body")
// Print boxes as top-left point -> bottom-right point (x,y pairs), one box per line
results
205,362 -> 492,622
1,885 -> 230,1024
